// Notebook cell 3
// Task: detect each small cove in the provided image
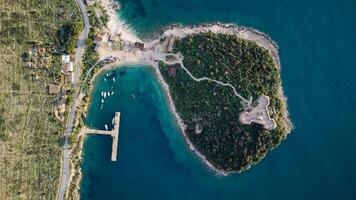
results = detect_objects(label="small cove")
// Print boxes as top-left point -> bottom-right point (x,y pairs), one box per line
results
80,0 -> 356,198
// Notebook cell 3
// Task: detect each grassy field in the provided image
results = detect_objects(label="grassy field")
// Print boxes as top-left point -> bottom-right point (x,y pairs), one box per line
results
0,0 -> 80,199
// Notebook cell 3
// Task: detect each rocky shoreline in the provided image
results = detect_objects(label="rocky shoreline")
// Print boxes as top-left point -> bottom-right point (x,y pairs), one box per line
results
148,23 -> 291,174
149,62 -> 230,176
74,23 -> 292,181
69,2 -> 291,196
99,0 -> 141,42
147,22 -> 281,68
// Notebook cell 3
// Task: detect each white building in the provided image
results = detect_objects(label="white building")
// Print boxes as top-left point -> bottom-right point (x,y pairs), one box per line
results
68,62 -> 73,72
61,55 -> 70,64
61,55 -> 75,84
68,72 -> 75,84
85,0 -> 96,6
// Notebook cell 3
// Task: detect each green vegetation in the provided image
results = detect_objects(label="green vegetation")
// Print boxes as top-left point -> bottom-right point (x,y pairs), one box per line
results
66,3 -> 106,199
0,0 -> 80,199
159,32 -> 289,172
79,4 -> 104,95
58,22 -> 83,54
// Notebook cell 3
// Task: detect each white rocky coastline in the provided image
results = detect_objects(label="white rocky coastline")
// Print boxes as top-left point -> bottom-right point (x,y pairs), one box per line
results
149,63 -> 230,176
146,22 -> 281,69
91,23 -> 290,175
99,0 -> 142,42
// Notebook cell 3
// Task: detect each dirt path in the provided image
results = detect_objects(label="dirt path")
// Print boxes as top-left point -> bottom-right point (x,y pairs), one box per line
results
161,53 -> 252,106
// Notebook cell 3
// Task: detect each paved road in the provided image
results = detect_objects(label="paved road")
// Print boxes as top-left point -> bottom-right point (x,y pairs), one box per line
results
57,0 -> 90,199
79,60 -> 102,94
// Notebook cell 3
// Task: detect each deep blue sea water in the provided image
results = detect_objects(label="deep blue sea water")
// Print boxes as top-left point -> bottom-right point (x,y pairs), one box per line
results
80,0 -> 356,199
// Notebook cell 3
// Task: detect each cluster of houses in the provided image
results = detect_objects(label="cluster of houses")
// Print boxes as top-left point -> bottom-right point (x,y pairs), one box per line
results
61,55 -> 75,84
44,54 -> 73,97
93,31 -> 145,52
25,46 -> 53,69
44,54 -> 75,121
48,82 -> 66,121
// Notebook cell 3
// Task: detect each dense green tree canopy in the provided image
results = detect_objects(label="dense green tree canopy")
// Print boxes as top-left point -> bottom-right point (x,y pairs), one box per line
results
159,32 -> 289,172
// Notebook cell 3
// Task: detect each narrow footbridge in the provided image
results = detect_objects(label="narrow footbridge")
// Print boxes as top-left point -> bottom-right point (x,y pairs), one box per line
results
80,112 -> 121,161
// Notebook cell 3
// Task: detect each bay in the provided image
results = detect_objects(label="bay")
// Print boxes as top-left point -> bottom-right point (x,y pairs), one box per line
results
81,0 -> 356,199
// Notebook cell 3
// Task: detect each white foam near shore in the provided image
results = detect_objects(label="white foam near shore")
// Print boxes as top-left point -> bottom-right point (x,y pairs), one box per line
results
99,0 -> 141,43
93,24 -> 289,176
160,23 -> 281,69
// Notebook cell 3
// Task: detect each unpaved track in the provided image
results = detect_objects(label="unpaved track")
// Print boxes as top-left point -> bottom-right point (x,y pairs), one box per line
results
161,53 -> 251,105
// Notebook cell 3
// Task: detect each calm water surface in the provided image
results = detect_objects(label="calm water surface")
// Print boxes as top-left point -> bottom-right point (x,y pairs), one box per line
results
80,0 -> 356,199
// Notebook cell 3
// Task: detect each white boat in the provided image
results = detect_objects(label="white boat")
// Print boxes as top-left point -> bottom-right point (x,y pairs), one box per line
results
104,92 -> 107,98
112,118 -> 115,124
101,99 -> 104,103
104,78 -> 107,82
101,91 -> 104,96
111,92 -> 114,95
113,77 -> 116,82
105,124 -> 108,130
108,92 -> 111,97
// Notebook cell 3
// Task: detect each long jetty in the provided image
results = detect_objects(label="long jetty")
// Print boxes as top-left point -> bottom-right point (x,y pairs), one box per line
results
80,112 -> 121,161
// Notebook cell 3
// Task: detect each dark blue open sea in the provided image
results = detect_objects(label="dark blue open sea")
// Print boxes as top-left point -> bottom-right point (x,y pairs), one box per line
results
80,0 -> 356,199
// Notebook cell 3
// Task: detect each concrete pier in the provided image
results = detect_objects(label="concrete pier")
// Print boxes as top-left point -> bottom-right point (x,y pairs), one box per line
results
80,112 -> 121,161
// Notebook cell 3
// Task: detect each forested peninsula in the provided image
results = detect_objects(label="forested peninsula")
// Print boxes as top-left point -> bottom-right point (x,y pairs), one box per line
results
159,30 -> 291,173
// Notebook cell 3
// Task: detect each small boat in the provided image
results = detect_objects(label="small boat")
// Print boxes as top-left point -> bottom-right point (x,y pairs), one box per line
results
111,92 -> 114,95
104,92 -> 107,98
112,118 -> 115,124
101,91 -> 104,96
108,92 -> 111,97
104,78 -> 107,82
113,77 -> 116,82
101,99 -> 104,103
105,124 -> 108,130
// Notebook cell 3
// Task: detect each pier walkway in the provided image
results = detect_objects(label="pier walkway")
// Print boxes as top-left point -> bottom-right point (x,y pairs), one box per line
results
80,112 -> 121,161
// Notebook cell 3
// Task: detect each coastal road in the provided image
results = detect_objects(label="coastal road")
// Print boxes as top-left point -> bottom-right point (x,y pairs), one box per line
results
57,0 -> 90,199
79,60 -> 102,94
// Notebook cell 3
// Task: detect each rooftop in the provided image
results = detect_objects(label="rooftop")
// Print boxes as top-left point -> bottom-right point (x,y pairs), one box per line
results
48,84 -> 61,94
61,55 -> 70,64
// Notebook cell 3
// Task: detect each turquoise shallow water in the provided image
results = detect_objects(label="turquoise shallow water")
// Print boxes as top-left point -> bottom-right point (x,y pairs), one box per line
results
81,0 -> 356,199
